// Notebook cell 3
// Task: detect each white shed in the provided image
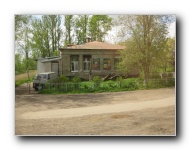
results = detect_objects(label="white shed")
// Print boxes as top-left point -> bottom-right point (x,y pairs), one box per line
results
36,56 -> 61,77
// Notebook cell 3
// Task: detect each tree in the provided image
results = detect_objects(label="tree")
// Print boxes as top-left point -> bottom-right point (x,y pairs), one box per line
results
31,15 -> 62,57
166,37 -> 175,70
15,15 -> 33,71
88,15 -> 112,42
74,15 -> 88,44
48,15 -> 62,52
64,15 -> 74,45
31,17 -> 49,57
15,53 -> 23,74
116,15 -> 170,85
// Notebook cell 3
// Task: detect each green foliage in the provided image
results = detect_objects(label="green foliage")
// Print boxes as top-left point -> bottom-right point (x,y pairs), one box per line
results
15,53 -> 23,74
71,76 -> 81,83
15,54 -> 37,74
116,76 -> 124,88
150,72 -> 161,79
74,15 -> 88,44
89,15 -> 112,42
31,15 -> 62,57
52,50 -> 60,57
123,78 -> 139,90
39,77 -> 174,94
56,75 -> 69,83
117,15 -> 171,86
15,78 -> 33,87
92,76 -> 102,88
64,15 -> 74,45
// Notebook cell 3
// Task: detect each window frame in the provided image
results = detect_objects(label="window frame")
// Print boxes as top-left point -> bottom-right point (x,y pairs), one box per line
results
70,55 -> 79,72
83,55 -> 91,72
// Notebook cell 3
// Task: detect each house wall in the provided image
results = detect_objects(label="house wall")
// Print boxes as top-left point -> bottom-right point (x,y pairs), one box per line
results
60,49 -> 120,79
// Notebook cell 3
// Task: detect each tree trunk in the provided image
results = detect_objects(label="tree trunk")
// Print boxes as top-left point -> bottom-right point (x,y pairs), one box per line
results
143,65 -> 150,87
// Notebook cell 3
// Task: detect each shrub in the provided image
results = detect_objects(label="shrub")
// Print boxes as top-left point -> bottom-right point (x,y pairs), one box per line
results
59,75 -> 69,82
71,76 -> 81,83
123,78 -> 138,90
150,73 -> 161,79
116,76 -> 124,88
48,75 -> 69,84
92,76 -> 102,88
15,78 -> 33,87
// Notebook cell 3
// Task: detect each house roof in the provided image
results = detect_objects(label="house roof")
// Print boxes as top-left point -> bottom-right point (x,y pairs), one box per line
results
59,41 -> 125,50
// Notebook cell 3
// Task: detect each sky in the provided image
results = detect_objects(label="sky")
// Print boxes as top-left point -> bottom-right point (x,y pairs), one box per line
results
168,21 -> 176,37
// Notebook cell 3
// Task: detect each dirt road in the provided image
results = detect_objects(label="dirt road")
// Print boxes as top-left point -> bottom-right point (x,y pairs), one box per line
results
15,84 -> 175,135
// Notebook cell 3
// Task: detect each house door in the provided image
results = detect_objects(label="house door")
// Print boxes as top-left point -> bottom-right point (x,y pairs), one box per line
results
51,62 -> 59,77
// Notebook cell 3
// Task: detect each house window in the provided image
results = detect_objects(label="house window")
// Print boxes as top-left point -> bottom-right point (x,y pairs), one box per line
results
83,55 -> 91,71
103,58 -> 111,70
71,55 -> 79,72
92,58 -> 100,70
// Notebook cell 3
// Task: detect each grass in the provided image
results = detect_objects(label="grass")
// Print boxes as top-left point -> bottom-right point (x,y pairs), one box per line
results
15,70 -> 37,87
15,70 -> 37,81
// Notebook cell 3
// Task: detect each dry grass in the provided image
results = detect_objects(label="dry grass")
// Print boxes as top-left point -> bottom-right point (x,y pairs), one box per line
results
15,70 -> 37,81
111,114 -> 133,119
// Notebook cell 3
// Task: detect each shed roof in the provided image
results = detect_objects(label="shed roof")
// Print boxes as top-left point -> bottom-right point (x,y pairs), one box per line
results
59,41 -> 125,50
41,57 -> 61,63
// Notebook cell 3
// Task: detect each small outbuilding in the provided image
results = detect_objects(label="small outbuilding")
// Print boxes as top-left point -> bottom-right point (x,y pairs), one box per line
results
35,56 -> 61,77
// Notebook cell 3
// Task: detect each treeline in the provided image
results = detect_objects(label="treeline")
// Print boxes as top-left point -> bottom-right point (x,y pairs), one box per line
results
15,15 -> 113,74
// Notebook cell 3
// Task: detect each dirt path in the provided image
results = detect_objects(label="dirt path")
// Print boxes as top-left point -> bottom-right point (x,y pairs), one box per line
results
15,87 -> 175,135
15,82 -> 38,95
21,97 -> 174,119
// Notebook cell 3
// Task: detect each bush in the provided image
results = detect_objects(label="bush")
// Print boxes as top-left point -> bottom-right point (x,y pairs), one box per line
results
15,78 -> 33,87
92,76 -> 102,88
71,76 -> 81,83
116,76 -> 124,88
59,75 -> 69,82
123,78 -> 138,90
150,73 -> 161,79
49,75 -> 68,83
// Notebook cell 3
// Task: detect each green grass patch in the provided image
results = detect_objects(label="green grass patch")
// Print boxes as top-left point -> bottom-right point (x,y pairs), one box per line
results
15,78 -> 33,87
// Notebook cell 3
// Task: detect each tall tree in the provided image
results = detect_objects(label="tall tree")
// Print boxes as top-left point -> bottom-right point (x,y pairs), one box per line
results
15,53 -> 23,73
31,15 -> 62,57
64,15 -> 74,45
31,18 -> 48,57
157,37 -> 175,72
48,15 -> 62,52
74,15 -> 88,44
88,15 -> 112,42
15,15 -> 32,71
116,15 -> 170,85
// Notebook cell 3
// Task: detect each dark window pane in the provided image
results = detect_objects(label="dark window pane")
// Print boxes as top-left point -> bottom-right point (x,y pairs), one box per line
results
92,58 -> 100,70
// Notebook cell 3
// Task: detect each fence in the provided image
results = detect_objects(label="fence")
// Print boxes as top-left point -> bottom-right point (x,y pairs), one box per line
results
43,83 -> 85,92
41,78 -> 175,93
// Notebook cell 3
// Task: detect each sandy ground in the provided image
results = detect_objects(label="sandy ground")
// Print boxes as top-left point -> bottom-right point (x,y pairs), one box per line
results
15,83 -> 175,136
